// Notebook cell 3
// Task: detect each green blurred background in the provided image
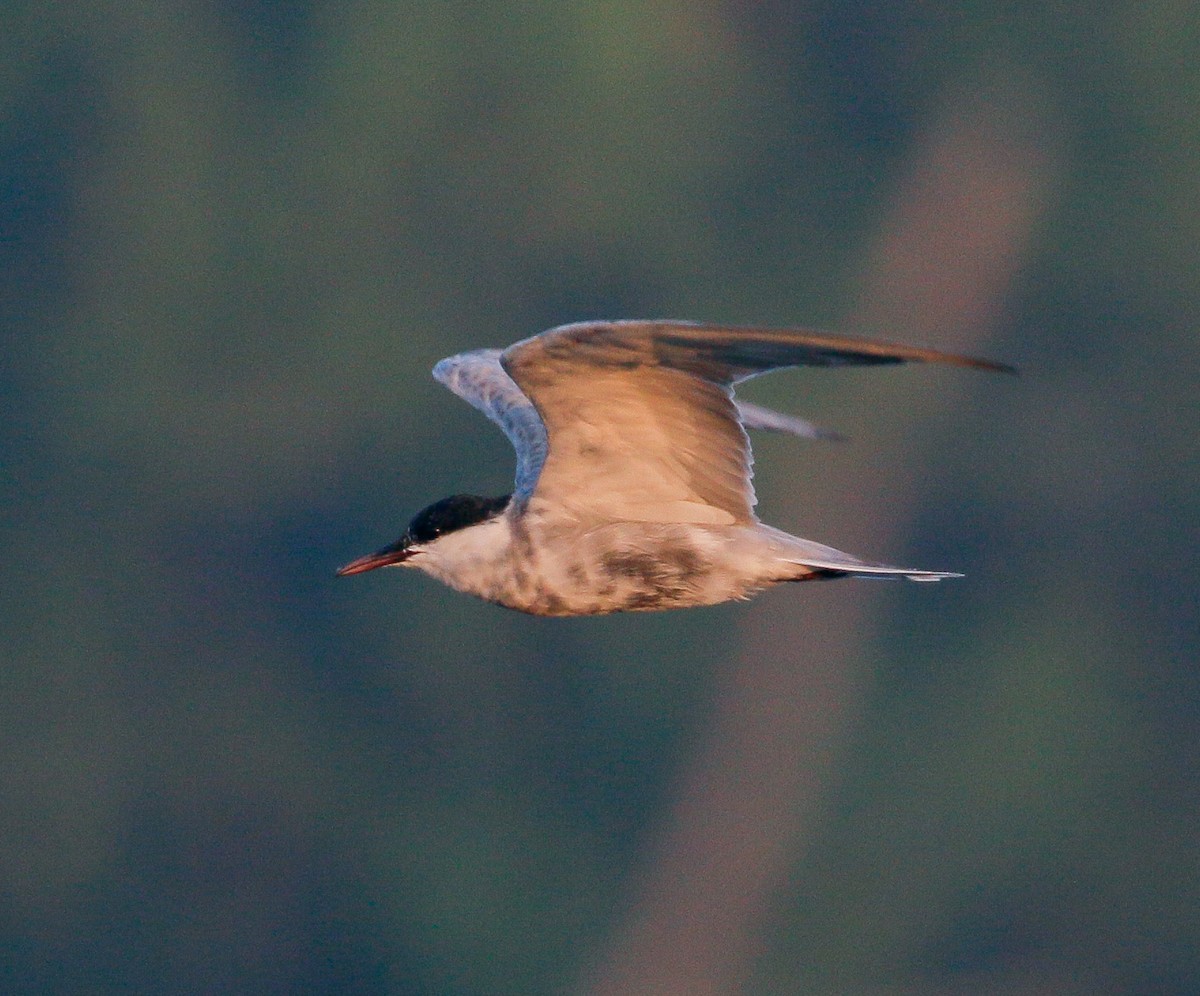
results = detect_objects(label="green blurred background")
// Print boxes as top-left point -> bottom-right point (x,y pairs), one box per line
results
3,3 -> 1197,993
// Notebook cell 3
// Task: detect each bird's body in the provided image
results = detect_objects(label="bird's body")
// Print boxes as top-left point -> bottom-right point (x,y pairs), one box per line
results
398,510 -> 841,617
338,321 -> 1011,616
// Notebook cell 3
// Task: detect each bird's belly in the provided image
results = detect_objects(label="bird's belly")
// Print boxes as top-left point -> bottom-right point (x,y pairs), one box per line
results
420,518 -> 791,616
489,525 -> 766,616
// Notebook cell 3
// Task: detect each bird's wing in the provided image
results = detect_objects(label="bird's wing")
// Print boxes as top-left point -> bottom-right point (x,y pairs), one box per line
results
431,349 -> 548,501
734,400 -> 842,441
500,320 -> 1010,525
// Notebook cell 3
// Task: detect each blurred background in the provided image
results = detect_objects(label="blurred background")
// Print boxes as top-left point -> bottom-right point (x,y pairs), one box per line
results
3,3 -> 1197,993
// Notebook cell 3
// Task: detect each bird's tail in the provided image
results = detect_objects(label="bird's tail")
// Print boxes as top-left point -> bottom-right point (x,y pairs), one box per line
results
771,530 -> 963,583
787,562 -> 962,583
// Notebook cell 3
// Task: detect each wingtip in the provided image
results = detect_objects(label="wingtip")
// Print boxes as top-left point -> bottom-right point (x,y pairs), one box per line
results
973,357 -> 1019,376
927,352 -> 1017,376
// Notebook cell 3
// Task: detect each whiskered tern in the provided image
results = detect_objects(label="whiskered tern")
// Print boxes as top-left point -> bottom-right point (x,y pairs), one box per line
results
338,321 -> 1011,616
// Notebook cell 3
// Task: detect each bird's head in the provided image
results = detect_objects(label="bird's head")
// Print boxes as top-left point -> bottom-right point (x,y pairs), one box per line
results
337,493 -> 511,576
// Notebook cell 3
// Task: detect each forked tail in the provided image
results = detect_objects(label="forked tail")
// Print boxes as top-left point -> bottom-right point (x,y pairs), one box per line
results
772,529 -> 963,583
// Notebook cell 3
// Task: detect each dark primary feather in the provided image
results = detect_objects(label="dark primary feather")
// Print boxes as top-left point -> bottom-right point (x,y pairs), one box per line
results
510,320 -> 1014,384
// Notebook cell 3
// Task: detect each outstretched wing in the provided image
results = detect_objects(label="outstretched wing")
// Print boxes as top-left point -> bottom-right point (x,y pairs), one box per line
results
500,320 -> 1010,525
431,349 -> 548,501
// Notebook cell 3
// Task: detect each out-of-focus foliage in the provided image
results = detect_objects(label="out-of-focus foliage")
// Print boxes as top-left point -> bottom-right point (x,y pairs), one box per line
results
2,2 -> 1196,993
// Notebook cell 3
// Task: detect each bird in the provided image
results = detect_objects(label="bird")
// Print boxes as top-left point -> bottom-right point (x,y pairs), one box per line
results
337,320 -> 1012,616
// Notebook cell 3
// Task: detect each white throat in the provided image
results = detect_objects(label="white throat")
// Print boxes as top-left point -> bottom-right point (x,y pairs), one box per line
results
408,515 -> 515,598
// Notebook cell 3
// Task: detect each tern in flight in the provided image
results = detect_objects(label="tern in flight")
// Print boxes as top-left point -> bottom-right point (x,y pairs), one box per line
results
338,321 -> 1011,616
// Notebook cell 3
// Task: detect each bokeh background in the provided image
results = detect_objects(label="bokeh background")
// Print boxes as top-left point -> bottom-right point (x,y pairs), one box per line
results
3,4 -> 1197,993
